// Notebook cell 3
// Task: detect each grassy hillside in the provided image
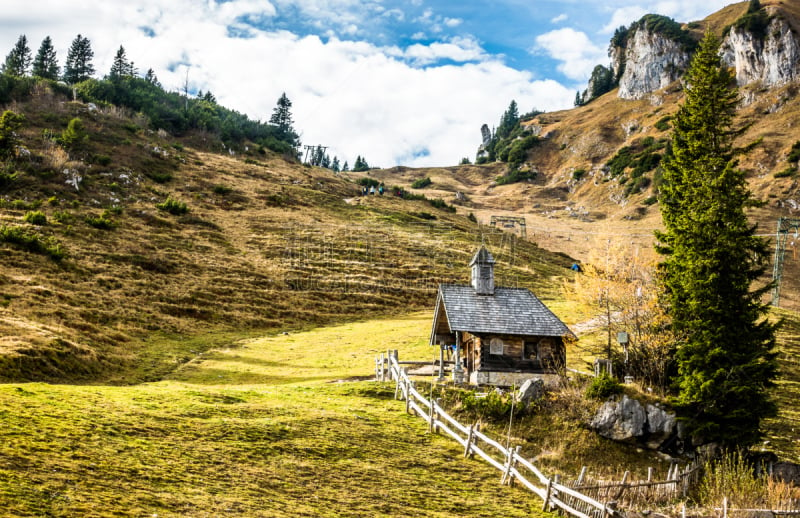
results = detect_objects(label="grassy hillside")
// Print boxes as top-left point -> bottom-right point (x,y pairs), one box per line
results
3,309 -> 800,516
0,86 -> 574,383
0,315 -> 550,517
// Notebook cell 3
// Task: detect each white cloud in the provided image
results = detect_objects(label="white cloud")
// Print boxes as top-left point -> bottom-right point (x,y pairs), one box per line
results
598,0 -> 735,33
400,36 -> 490,66
0,0 -> 575,168
534,28 -> 608,81
551,14 -> 568,24
444,17 -> 463,28
600,6 -> 649,34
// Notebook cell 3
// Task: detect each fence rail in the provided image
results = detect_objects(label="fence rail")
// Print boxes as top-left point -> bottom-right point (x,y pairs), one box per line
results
378,350 -> 619,518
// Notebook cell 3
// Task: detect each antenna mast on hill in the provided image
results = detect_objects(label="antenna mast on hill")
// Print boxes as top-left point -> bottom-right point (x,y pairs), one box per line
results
772,217 -> 800,306
303,145 -> 328,165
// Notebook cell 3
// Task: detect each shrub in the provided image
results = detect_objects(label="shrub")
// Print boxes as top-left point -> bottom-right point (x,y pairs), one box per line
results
0,110 -> 25,160
85,212 -> 115,230
91,154 -> 112,166
496,168 -> 536,185
788,141 -> 800,164
213,184 -> 233,195
428,198 -> 455,212
654,116 -> 671,131
156,196 -> 189,215
0,224 -> 65,260
585,373 -> 623,400
774,167 -> 796,178
357,177 -> 380,188
460,389 -> 517,421
60,117 -> 89,152
572,168 -> 586,181
411,177 -> 432,189
642,196 -> 658,206
0,169 -> 18,190
468,212 -> 477,223
52,211 -> 73,224
24,211 -> 47,225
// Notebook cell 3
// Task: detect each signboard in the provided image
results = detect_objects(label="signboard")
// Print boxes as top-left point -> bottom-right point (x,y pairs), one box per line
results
489,338 -> 504,355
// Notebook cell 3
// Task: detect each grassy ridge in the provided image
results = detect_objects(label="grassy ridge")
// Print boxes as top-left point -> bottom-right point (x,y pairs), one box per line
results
0,89 -> 572,383
0,315 -> 548,517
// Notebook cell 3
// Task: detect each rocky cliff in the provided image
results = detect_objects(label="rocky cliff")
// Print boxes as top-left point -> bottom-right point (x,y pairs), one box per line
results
721,14 -> 800,87
606,4 -> 800,100
613,27 -> 691,100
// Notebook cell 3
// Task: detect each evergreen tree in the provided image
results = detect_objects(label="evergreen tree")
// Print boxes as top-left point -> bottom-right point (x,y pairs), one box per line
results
353,155 -> 370,172
496,100 -> 519,139
2,35 -> 32,77
32,36 -> 59,80
63,34 -> 95,84
656,32 -> 778,448
342,161 -> 349,172
109,45 -> 135,80
144,68 -> 160,87
331,156 -> 340,173
268,92 -> 299,148
0,110 -> 25,160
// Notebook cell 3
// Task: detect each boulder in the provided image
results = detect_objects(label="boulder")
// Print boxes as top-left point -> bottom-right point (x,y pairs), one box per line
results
644,404 -> 676,449
589,395 -> 679,450
590,395 -> 646,442
517,378 -> 545,405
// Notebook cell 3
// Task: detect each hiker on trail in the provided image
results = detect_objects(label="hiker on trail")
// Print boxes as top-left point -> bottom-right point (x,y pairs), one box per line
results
379,185 -> 384,195
370,185 -> 376,195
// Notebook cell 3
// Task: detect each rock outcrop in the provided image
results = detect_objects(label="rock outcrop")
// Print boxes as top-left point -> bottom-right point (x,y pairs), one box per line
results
614,28 -> 691,100
721,16 -> 800,87
601,7 -> 800,101
589,395 -> 677,450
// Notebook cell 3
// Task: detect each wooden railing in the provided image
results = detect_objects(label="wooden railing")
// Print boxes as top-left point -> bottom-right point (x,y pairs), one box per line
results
378,350 -> 619,518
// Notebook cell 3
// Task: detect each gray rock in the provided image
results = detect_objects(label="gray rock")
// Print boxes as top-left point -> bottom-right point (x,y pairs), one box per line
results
517,378 -> 545,405
645,404 -> 676,449
590,395 -> 646,442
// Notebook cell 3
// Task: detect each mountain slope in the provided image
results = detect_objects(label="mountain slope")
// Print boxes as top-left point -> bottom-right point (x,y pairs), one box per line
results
0,87 -> 573,383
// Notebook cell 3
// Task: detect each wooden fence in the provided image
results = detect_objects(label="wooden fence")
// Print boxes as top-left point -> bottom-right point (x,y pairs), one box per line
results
378,350 -> 619,518
564,463 -> 701,511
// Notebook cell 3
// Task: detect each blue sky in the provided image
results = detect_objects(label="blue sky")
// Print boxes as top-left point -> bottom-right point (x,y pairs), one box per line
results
1,0 -> 735,167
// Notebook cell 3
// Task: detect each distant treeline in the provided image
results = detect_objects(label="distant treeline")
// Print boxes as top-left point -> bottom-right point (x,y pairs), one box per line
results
0,34 -> 300,156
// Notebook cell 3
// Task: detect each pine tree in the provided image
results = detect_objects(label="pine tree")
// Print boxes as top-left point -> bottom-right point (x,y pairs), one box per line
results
2,35 -> 32,77
63,34 -> 95,84
32,36 -> 59,80
656,32 -> 777,448
144,68 -> 160,87
269,92 -> 293,133
269,92 -> 299,148
496,100 -> 519,139
109,46 -> 135,80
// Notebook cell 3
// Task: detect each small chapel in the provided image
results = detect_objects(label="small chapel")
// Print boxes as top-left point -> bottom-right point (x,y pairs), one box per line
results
429,246 -> 574,386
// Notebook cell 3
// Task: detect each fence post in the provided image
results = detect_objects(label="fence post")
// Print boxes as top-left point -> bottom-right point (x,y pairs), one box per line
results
542,478 -> 553,512
464,424 -> 474,458
379,353 -> 385,381
428,397 -> 436,433
509,446 -> 520,487
577,466 -> 587,486
723,496 -> 728,518
614,470 -> 629,500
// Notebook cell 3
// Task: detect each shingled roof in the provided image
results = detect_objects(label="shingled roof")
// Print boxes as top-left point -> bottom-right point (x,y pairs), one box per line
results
434,283 -> 574,338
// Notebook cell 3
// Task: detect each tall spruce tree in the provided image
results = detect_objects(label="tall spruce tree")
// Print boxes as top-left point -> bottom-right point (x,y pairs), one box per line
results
656,32 -> 777,448
2,35 -> 32,77
63,34 -> 95,84
32,36 -> 59,80
269,92 -> 299,149
109,45 -> 135,80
